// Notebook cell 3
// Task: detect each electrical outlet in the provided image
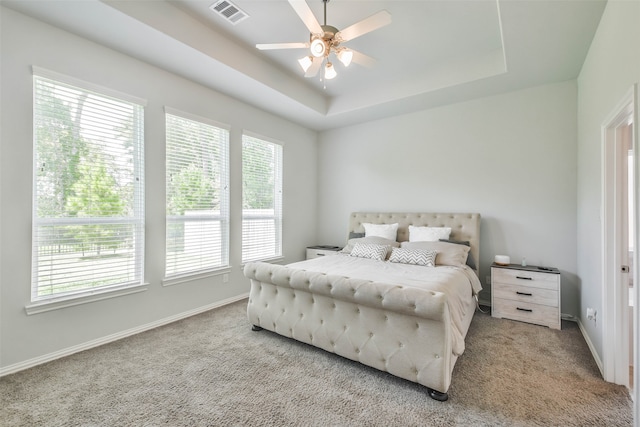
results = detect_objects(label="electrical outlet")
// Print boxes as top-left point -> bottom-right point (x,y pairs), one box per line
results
486,276 -> 491,285
223,273 -> 229,283
587,307 -> 597,320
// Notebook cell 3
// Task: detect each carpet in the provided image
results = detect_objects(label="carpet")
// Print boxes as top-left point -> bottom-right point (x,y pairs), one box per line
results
0,300 -> 633,426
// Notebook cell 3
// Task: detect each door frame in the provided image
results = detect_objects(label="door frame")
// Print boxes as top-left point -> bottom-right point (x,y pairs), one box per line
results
601,84 -> 637,388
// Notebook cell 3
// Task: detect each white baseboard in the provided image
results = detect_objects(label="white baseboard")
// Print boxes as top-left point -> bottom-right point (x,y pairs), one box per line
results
577,318 -> 604,378
0,293 -> 249,378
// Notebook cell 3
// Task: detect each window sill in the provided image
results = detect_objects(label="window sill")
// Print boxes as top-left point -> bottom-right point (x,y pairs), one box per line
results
25,283 -> 149,315
241,256 -> 285,267
162,267 -> 231,287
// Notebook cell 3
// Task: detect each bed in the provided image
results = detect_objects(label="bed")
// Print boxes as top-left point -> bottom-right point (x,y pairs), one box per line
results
244,212 -> 481,401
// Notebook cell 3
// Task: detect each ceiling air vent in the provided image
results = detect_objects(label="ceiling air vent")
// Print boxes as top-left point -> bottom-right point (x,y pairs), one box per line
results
210,0 -> 249,25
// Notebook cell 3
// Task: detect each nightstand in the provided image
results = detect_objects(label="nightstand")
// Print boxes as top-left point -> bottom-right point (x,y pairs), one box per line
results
491,263 -> 561,330
306,245 -> 342,259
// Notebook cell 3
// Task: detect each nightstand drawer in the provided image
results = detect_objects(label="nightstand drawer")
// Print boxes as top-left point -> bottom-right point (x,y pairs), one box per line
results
493,282 -> 558,307
492,268 -> 558,291
306,247 -> 341,259
492,297 -> 560,329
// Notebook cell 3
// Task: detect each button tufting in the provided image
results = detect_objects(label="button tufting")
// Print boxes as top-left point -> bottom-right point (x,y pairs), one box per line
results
435,354 -> 440,359
369,332 -> 374,338
355,348 -> 360,354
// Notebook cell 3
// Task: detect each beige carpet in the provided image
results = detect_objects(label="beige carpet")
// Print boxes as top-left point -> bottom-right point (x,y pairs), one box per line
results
1,300 -> 633,426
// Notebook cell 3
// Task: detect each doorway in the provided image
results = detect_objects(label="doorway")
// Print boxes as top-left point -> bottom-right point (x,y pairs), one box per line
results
602,85 -> 636,392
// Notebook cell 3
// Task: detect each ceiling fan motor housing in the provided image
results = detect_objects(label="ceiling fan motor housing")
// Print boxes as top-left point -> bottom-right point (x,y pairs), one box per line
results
310,24 -> 340,57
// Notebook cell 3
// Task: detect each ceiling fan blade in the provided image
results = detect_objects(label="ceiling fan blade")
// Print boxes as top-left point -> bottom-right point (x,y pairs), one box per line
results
256,42 -> 309,50
350,50 -> 376,68
288,0 -> 323,35
305,56 -> 323,78
336,10 -> 391,42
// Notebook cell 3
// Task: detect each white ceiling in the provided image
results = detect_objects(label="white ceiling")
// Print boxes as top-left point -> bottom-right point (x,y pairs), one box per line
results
3,0 -> 606,131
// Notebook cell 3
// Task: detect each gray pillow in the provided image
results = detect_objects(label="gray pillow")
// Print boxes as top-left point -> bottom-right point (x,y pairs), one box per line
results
439,239 -> 476,270
341,236 -> 399,254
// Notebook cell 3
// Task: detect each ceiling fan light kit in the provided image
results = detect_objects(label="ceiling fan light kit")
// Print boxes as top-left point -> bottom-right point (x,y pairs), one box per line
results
256,0 -> 391,80
324,62 -> 337,79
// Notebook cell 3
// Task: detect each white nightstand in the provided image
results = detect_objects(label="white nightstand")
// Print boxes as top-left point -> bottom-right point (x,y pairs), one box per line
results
306,246 -> 342,260
491,263 -> 561,330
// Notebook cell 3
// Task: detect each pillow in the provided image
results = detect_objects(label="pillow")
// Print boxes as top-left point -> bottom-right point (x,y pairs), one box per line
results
388,247 -> 436,267
341,236 -> 400,254
408,226 -> 452,242
348,232 -> 365,239
349,243 -> 390,261
439,239 -> 477,270
363,222 -> 398,241
400,241 -> 470,267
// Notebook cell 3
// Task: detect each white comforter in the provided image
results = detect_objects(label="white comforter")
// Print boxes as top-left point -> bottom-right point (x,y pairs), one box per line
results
286,254 -> 482,356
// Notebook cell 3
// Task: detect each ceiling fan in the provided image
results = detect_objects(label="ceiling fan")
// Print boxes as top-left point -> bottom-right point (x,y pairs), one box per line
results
256,0 -> 391,80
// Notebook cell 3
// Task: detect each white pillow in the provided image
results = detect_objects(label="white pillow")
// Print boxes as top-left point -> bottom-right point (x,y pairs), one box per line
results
349,243 -> 390,261
363,222 -> 398,241
388,248 -> 436,267
408,226 -> 451,242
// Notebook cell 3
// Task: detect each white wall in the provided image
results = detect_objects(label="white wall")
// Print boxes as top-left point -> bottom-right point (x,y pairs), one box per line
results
318,81 -> 579,313
0,8 -> 317,371
576,0 -> 640,362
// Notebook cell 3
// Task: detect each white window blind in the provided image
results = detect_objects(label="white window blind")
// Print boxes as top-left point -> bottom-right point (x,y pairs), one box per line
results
32,73 -> 145,302
165,111 -> 229,278
242,133 -> 283,262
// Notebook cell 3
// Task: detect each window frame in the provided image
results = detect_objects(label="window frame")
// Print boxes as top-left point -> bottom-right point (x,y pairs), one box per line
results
29,67 -> 147,312
241,131 -> 284,263
163,107 -> 230,284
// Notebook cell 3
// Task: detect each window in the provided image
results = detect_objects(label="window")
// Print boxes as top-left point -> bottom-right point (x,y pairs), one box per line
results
32,70 -> 145,303
165,110 -> 229,279
242,133 -> 283,262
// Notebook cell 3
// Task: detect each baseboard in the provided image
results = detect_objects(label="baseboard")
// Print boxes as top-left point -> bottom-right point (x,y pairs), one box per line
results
0,293 -> 249,378
577,318 -> 604,378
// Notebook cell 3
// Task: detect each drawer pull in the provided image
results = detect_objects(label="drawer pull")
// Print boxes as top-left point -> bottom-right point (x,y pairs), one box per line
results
317,253 -> 325,256
516,276 -> 532,280
516,307 -> 533,312
516,291 -> 532,296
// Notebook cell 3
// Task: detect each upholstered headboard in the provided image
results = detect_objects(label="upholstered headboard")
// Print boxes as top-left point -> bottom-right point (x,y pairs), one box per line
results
348,212 -> 481,275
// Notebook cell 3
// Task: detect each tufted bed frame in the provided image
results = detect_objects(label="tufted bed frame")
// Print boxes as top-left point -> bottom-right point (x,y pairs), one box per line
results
244,212 -> 481,401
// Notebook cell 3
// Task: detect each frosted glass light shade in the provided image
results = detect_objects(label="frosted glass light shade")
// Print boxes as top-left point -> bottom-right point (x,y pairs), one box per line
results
310,38 -> 326,58
298,56 -> 313,72
337,49 -> 353,67
324,62 -> 337,80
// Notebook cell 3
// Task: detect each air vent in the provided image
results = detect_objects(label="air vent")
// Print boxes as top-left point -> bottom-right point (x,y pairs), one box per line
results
210,0 -> 249,25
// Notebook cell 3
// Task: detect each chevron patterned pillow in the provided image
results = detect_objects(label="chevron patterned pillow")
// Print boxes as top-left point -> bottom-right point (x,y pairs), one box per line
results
349,243 -> 390,261
388,247 -> 437,267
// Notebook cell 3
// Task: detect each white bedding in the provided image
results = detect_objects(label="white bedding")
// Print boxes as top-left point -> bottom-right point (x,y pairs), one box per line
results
286,254 -> 482,356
